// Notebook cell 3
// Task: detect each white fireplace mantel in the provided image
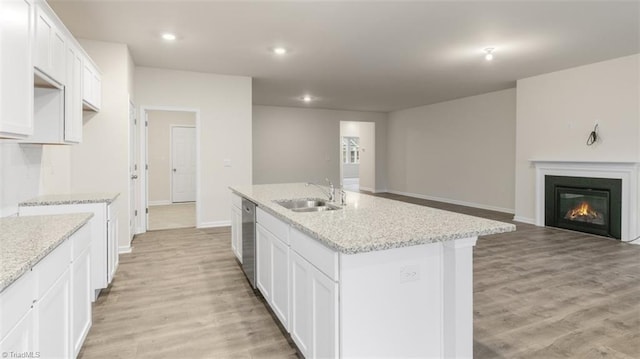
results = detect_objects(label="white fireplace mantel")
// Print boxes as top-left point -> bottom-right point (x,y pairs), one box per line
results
531,160 -> 639,242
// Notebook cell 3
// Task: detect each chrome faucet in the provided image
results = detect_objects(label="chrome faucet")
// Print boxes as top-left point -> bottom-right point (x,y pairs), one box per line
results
306,178 -> 335,202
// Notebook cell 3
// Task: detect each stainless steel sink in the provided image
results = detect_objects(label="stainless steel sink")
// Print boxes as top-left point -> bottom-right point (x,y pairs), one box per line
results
274,198 -> 342,212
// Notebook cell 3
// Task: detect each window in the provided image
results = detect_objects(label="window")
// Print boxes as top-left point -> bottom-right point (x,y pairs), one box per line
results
342,137 -> 360,164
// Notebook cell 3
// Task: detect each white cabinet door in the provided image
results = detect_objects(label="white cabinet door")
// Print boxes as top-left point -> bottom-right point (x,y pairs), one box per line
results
71,247 -> 91,357
64,44 -> 83,143
33,6 -> 51,75
82,61 -> 101,111
36,268 -> 71,359
290,251 -> 311,357
107,203 -> 119,284
231,206 -> 242,262
311,268 -> 338,359
0,0 -> 34,138
271,235 -> 290,331
34,5 -> 65,85
256,224 -> 272,302
0,310 -> 35,355
290,250 -> 338,359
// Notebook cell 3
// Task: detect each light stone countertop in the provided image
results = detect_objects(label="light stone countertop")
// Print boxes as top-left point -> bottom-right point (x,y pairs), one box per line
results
0,213 -> 93,292
19,192 -> 120,206
230,183 -> 516,254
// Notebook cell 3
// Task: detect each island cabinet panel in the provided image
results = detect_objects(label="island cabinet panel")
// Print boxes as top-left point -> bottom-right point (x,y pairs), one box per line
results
230,193 -> 242,262
339,242 -> 444,358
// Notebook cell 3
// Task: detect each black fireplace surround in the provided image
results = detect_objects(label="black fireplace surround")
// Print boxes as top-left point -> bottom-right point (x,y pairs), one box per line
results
545,175 -> 622,239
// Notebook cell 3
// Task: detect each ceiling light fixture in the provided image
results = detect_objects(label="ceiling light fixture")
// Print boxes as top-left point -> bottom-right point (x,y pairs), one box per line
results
484,47 -> 494,61
273,47 -> 288,55
301,95 -> 313,103
162,33 -> 177,41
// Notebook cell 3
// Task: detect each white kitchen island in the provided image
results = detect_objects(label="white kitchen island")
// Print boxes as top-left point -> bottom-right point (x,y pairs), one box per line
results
230,183 -> 515,359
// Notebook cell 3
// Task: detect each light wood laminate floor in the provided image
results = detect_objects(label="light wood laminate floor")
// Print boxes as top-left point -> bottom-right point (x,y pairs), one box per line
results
80,194 -> 640,358
148,202 -> 196,231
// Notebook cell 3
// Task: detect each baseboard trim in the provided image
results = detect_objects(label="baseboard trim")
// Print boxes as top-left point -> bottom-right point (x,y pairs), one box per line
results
198,220 -> 231,229
386,190 -> 515,214
119,245 -> 132,254
148,200 -> 171,206
513,216 -> 536,225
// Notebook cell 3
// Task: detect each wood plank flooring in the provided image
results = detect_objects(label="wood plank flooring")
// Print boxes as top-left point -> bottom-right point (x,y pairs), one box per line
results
80,193 -> 640,358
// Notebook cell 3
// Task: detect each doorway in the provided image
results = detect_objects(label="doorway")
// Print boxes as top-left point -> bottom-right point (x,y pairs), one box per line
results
339,121 -> 375,192
144,109 -> 198,231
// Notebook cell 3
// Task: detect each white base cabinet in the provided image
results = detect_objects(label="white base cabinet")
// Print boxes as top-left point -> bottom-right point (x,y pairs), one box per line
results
37,267 -> 71,358
290,251 -> 338,358
19,199 -> 119,302
0,223 -> 92,359
237,200 -> 479,359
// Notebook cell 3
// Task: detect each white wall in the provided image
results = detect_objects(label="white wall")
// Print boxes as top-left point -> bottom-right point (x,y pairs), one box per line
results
147,110 -> 196,204
71,39 -> 134,250
135,67 -> 252,228
0,144 -> 44,216
340,121 -> 376,191
252,105 -> 387,191
515,54 -> 640,223
387,89 -> 516,213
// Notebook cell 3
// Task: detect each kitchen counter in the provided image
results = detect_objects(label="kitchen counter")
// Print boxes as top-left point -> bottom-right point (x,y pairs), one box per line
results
19,192 -> 120,206
0,213 -> 93,292
230,183 -> 515,254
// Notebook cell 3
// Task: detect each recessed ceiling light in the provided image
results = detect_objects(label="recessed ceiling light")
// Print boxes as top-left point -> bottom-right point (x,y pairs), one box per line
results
272,47 -> 288,55
484,47 -> 494,61
301,95 -> 313,103
162,33 -> 177,41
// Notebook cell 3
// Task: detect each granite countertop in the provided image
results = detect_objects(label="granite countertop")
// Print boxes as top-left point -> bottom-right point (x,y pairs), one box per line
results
19,192 -> 120,206
230,183 -> 516,254
0,213 -> 94,292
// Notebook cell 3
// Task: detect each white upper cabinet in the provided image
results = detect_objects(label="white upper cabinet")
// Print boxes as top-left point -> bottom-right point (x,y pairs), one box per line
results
34,4 -> 66,86
82,60 -> 101,111
65,43 -> 83,143
0,0 -> 34,138
16,1 -> 101,144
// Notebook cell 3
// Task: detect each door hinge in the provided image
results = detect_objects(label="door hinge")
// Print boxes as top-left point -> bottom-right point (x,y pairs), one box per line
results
145,164 -> 148,170
135,210 -> 138,216
134,119 -> 137,125
146,208 -> 149,214
134,164 -> 137,171
145,121 -> 148,127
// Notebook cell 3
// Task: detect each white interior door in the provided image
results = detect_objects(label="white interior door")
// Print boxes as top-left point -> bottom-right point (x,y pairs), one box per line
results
129,99 -> 138,237
171,126 -> 196,203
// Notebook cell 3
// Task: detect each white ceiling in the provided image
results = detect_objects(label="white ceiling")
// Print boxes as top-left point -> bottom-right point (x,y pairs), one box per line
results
49,1 -> 639,112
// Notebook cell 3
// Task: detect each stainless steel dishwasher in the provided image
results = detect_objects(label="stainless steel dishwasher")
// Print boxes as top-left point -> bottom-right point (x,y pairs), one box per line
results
241,198 -> 257,288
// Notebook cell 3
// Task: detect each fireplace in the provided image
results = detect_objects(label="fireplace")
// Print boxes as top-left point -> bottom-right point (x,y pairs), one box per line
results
545,176 -> 622,239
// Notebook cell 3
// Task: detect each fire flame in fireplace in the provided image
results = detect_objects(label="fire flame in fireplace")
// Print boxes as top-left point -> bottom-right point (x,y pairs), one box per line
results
565,201 -> 603,223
